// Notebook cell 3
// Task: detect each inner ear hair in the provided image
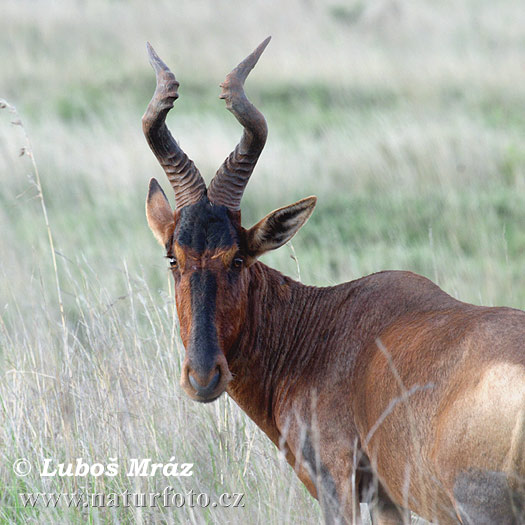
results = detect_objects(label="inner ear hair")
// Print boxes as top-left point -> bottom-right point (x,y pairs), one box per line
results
246,196 -> 317,259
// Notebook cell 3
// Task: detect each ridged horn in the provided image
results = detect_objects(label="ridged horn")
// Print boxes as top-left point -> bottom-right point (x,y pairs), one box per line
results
207,37 -> 270,211
143,43 -> 206,209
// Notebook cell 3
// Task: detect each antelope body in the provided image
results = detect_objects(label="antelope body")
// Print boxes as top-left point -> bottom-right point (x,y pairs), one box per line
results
142,38 -> 525,524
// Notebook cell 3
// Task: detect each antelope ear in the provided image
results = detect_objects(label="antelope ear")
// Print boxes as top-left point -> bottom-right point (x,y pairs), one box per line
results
245,196 -> 317,259
146,178 -> 174,246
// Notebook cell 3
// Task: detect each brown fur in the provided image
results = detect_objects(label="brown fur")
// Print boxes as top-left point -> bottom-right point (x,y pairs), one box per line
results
222,265 -> 525,524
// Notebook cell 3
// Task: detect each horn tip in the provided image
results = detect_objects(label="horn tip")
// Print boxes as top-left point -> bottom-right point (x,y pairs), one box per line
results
146,42 -> 166,73
146,41 -> 156,58
251,36 -> 271,64
260,36 -> 272,49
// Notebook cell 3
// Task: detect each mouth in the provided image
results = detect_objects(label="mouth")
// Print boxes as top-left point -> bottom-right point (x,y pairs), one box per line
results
189,369 -> 220,396
192,391 -> 225,404
181,358 -> 233,403
188,370 -> 224,403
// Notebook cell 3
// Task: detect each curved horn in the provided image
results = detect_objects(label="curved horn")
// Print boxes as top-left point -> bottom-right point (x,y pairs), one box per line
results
207,37 -> 270,211
143,43 -> 206,209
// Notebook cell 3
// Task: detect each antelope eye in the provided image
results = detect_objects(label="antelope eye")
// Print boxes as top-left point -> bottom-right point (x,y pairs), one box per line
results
233,257 -> 244,269
168,257 -> 178,268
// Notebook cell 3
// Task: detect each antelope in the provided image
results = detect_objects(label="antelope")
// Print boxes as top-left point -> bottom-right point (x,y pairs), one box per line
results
143,38 -> 525,524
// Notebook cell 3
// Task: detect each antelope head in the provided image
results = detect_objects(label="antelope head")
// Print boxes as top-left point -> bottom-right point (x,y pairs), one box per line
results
144,38 -> 316,402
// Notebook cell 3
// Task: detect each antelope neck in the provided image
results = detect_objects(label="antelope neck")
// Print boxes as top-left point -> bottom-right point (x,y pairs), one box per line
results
225,263 -> 355,442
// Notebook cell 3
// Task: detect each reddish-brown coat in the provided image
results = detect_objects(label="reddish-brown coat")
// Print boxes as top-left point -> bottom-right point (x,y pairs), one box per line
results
223,264 -> 525,523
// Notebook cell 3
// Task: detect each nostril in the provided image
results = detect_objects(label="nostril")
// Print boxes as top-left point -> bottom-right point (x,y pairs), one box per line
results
188,369 -> 220,397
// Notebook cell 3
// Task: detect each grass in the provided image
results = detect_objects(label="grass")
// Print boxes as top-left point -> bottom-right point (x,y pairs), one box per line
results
1,0 -> 525,523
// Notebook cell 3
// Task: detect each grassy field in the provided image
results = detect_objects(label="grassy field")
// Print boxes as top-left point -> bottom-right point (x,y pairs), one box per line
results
1,0 -> 525,523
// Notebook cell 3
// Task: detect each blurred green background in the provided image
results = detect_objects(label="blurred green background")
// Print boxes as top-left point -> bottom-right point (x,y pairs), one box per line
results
1,0 -> 524,523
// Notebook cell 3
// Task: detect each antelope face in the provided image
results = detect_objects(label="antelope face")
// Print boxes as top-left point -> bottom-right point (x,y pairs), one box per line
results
149,189 -> 246,402
147,183 -> 315,402
143,38 -> 315,402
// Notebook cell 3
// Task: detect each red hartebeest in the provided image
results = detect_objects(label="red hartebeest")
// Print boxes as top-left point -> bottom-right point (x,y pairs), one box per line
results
143,38 -> 525,524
